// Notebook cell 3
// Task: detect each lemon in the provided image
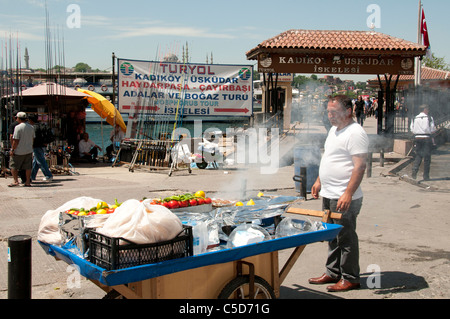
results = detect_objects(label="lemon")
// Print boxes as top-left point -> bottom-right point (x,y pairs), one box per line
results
246,199 -> 255,206
195,190 -> 206,198
96,208 -> 107,214
78,212 -> 87,216
235,201 -> 244,206
97,201 -> 108,209
257,192 -> 264,197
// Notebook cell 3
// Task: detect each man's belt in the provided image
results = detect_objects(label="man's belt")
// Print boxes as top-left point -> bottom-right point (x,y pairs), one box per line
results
414,134 -> 431,139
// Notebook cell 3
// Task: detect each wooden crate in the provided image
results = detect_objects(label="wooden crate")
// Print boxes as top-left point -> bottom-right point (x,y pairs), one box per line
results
108,252 -> 280,299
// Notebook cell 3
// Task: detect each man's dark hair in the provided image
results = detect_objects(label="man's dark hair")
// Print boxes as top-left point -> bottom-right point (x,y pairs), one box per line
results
329,95 -> 353,110
28,114 -> 38,122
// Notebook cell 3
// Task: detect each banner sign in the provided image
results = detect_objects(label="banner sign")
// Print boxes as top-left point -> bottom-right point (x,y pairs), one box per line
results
118,59 -> 253,116
259,73 -> 293,82
257,53 -> 416,75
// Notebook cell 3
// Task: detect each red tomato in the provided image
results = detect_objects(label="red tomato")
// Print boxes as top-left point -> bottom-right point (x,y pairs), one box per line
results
204,197 -> 212,204
189,199 -> 198,206
162,202 -> 171,209
107,208 -> 115,214
179,200 -> 189,207
168,200 -> 180,209
197,198 -> 205,205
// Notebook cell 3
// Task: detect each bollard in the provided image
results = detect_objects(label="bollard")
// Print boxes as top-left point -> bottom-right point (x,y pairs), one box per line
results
367,153 -> 373,178
241,178 -> 247,199
293,167 -> 307,200
299,167 -> 307,200
8,235 -> 32,299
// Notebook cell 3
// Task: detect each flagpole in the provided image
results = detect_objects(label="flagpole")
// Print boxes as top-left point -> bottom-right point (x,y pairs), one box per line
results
415,0 -> 422,87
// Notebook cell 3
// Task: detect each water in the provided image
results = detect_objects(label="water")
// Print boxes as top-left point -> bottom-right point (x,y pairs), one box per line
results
85,123 -> 114,156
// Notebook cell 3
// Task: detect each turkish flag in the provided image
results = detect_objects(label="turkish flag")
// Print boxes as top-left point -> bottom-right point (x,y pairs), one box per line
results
421,8 -> 430,49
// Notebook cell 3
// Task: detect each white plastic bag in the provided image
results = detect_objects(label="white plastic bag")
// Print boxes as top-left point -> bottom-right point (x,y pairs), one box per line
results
97,199 -> 183,244
37,196 -> 103,245
171,142 -> 192,163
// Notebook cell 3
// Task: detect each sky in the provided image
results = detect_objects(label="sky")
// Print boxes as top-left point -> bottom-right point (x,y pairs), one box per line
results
1,0 -> 449,82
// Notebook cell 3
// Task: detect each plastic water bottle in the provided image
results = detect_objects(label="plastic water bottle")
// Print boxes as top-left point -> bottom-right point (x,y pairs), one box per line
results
191,220 -> 208,255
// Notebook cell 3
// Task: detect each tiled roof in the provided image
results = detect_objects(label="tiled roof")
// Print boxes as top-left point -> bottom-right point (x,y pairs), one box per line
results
368,66 -> 450,83
402,66 -> 450,80
247,29 -> 427,58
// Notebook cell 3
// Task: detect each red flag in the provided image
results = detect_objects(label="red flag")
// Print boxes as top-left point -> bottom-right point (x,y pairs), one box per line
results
421,8 -> 430,49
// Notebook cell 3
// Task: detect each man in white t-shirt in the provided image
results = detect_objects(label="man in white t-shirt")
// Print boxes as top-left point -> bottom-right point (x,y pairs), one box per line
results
410,104 -> 436,180
309,95 -> 369,292
9,112 -> 35,187
79,132 -> 102,162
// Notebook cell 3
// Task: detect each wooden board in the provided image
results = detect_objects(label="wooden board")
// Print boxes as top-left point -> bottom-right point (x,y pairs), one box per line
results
286,207 -> 342,221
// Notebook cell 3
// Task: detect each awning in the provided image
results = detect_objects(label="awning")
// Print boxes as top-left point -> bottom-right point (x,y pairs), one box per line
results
77,89 -> 126,132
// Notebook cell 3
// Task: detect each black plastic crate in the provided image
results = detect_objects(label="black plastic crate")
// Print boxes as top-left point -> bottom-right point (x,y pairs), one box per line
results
88,225 -> 193,270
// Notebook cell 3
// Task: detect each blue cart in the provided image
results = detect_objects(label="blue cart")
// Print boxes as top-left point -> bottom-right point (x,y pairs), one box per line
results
39,209 -> 341,299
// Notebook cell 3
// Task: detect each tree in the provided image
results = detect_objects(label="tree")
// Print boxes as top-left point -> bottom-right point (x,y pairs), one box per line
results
422,53 -> 450,71
74,62 -> 92,72
356,81 -> 367,90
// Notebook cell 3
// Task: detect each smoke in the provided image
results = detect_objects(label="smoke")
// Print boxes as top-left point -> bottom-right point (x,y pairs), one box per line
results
403,87 -> 450,129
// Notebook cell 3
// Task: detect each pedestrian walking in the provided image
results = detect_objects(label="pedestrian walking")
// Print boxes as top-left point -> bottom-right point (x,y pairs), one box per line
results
28,114 -> 54,182
410,104 -> 436,181
354,96 -> 365,126
8,112 -> 35,187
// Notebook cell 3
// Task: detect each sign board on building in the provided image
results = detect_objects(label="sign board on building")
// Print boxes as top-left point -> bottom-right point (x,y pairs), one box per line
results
257,53 -> 415,75
259,73 -> 294,82
118,59 -> 253,116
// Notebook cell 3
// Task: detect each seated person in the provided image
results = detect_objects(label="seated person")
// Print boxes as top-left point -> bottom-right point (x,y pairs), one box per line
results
79,133 -> 102,162
106,126 -> 125,160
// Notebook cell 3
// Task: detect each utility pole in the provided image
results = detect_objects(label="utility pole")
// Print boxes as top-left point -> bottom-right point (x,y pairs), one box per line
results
415,0 -> 422,87
112,52 -> 116,104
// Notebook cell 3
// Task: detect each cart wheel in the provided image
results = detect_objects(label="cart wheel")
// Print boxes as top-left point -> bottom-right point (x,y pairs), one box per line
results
218,275 -> 276,299
102,290 -> 126,299
196,160 -> 208,169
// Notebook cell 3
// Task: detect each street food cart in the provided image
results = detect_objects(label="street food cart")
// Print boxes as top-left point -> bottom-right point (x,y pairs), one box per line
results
39,196 -> 342,299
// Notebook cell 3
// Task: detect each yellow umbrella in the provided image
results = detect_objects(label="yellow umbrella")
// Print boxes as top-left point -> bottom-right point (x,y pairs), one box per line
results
77,88 -> 127,132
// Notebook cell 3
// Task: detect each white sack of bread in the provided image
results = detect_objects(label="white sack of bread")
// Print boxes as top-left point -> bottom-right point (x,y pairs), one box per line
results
97,199 -> 183,244
38,196 -> 102,245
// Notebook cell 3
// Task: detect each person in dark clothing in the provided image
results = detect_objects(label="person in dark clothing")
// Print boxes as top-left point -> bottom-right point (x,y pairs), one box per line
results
354,96 -> 365,126
28,114 -> 54,182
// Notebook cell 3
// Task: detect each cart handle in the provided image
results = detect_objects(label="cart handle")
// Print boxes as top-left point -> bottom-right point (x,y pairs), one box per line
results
286,208 -> 342,223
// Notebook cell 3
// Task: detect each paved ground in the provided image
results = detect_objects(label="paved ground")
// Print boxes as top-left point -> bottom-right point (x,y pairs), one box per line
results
1,117 -> 449,299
